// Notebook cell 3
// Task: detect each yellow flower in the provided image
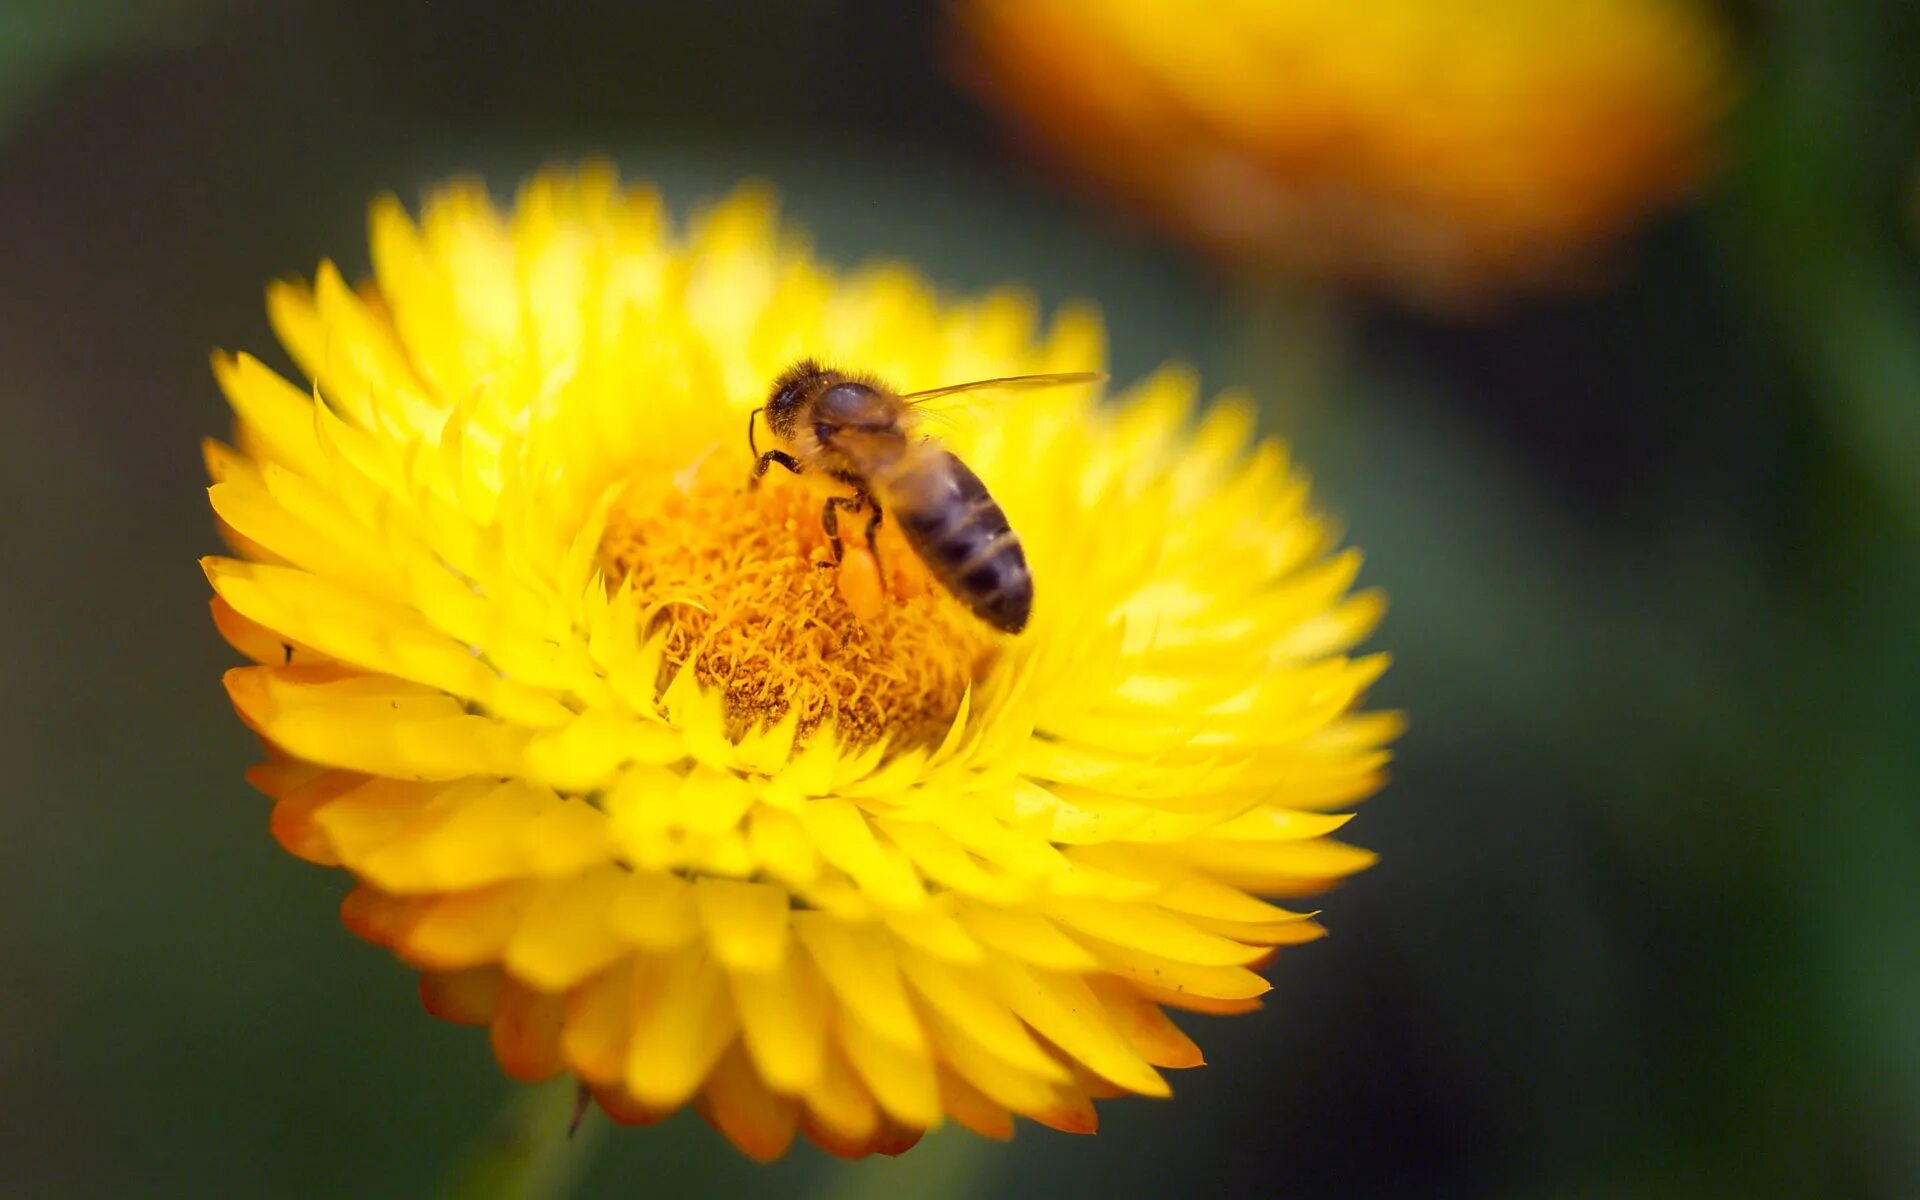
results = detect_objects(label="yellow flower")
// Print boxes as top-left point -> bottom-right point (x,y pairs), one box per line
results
962,0 -> 1734,306
203,165 -> 1395,1160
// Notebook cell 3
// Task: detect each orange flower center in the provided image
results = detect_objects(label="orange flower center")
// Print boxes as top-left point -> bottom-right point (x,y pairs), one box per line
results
597,457 -> 998,747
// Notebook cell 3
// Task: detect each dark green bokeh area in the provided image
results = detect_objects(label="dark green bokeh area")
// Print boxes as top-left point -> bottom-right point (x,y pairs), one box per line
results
2,2 -> 1916,1196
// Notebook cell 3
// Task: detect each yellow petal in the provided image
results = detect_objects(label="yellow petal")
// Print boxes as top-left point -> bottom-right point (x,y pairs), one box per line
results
224,666 -> 531,782
920,1006 -> 1072,1119
1043,896 -> 1269,967
955,903 -> 1101,972
624,943 -> 737,1109
985,959 -> 1169,1097
881,903 -> 983,964
800,799 -> 926,909
745,805 -> 821,888
204,486 -> 393,599
521,711 -> 689,793
695,878 -> 790,973
607,870 -> 699,951
1168,837 -> 1378,891
504,867 -> 629,991
359,779 -> 552,893
793,915 -> 925,1054
1074,933 -> 1274,1000
730,950 -> 830,1095
878,818 -> 1027,903
896,948 -> 1066,1081
211,351 -> 327,479
837,1013 -> 942,1129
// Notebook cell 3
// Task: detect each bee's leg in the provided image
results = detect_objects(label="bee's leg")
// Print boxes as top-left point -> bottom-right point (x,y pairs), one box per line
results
818,494 -> 866,566
861,496 -> 884,556
752,449 -> 802,488
860,496 -> 890,597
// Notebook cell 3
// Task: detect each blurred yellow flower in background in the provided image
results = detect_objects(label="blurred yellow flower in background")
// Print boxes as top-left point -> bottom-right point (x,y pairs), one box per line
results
202,165 -> 1395,1160
963,0 -> 1735,307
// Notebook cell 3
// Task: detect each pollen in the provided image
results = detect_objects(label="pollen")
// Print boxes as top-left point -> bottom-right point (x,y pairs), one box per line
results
597,456 -> 998,747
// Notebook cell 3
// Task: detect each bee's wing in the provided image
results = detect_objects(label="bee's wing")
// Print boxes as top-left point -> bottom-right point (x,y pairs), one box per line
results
897,371 -> 1106,405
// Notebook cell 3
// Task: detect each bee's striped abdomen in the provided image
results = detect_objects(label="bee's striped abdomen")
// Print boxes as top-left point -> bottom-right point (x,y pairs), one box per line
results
891,451 -> 1032,634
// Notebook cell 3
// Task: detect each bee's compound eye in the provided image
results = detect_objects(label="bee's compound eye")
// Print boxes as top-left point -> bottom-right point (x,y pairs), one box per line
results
816,381 -> 887,425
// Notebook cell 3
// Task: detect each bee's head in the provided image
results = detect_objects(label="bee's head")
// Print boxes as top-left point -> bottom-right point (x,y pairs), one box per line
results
763,358 -> 832,440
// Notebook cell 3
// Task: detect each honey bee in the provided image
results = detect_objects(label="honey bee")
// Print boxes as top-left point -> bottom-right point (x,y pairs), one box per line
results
748,359 -> 1103,634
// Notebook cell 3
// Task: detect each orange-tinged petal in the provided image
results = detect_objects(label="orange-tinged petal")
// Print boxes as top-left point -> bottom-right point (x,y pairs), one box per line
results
799,1041 -> 882,1154
490,976 -> 566,1081
253,764 -> 360,865
310,776 -> 442,867
1026,1084 -> 1100,1136
402,882 -> 536,970
563,959 -> 636,1088
699,1042 -> 800,1163
870,1121 -> 927,1157
339,886 -> 424,949
593,1085 -> 676,1128
937,1068 -> 1015,1140
420,965 -> 502,1027
1086,976 -> 1204,1069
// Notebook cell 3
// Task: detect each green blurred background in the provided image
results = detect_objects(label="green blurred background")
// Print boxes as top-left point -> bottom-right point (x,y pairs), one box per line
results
2,1 -> 1916,1196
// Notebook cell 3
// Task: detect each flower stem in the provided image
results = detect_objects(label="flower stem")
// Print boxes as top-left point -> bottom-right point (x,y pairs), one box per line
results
435,1080 -> 604,1200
